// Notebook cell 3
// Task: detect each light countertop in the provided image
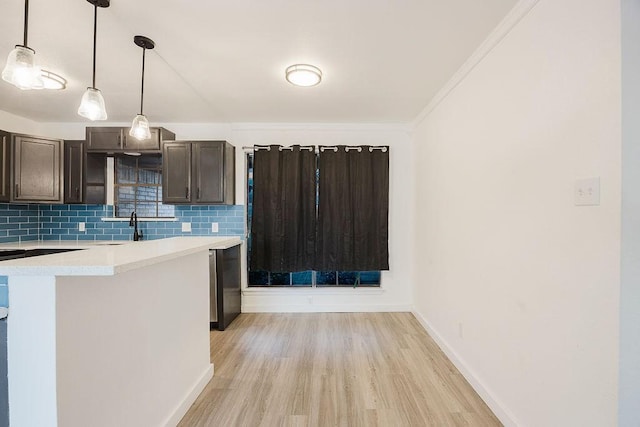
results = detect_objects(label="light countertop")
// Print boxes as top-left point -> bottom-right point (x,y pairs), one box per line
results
0,236 -> 242,277
0,240 -> 131,250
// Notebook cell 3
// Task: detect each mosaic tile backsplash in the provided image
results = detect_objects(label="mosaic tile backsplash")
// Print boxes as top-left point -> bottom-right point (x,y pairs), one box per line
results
38,204 -> 245,241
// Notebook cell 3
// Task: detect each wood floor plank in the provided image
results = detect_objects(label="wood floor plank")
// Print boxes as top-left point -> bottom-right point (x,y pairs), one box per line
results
178,313 -> 501,427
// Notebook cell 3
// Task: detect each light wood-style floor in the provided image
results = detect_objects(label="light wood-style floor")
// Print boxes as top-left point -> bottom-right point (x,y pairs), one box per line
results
179,313 -> 501,427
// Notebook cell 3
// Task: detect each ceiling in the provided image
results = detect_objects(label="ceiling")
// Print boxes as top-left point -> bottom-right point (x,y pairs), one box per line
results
0,0 -> 517,124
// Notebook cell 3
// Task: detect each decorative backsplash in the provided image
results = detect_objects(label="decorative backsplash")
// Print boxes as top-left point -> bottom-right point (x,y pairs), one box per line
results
0,204 -> 39,244
38,204 -> 245,241
0,202 -> 245,307
0,203 -> 244,242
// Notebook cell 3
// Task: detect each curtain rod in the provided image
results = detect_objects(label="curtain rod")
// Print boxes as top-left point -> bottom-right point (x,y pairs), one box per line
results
242,145 -> 388,152
242,146 -> 314,152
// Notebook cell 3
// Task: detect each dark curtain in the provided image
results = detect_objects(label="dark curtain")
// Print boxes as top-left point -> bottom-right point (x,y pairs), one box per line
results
315,146 -> 389,271
250,145 -> 317,272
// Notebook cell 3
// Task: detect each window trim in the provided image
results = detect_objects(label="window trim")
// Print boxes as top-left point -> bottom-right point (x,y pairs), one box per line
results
105,155 -> 176,220
241,287 -> 386,296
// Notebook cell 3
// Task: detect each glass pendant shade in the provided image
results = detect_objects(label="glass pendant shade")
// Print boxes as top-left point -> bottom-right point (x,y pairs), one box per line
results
78,87 -> 107,121
78,0 -> 109,120
2,46 -> 44,90
130,114 -> 151,140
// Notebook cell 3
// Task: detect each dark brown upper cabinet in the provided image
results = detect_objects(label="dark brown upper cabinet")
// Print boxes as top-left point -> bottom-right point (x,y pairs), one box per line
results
0,130 -> 11,202
86,127 -> 175,153
84,153 -> 107,204
12,135 -> 63,203
162,140 -> 235,205
162,142 -> 191,204
63,140 -> 84,204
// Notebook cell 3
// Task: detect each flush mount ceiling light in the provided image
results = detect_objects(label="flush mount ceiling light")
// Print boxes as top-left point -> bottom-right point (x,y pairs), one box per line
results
40,70 -> 66,90
285,64 -> 322,87
78,0 -> 109,121
2,0 -> 44,90
129,35 -> 155,141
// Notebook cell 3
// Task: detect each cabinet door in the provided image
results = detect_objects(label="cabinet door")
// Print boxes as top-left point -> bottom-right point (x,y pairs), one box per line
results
123,128 -> 161,151
13,135 -> 62,202
162,142 -> 192,203
86,128 -> 123,151
0,131 -> 10,202
85,153 -> 106,204
64,140 -> 84,203
193,141 -> 224,203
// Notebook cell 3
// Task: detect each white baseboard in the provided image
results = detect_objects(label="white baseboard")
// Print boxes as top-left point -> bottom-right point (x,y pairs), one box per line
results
162,363 -> 214,427
411,309 -> 520,427
242,304 -> 412,313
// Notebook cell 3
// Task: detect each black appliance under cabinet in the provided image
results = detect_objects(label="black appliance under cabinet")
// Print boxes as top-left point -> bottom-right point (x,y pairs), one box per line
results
209,244 -> 241,331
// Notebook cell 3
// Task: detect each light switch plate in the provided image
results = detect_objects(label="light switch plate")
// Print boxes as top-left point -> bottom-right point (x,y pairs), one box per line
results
211,223 -> 219,233
182,222 -> 192,232
79,222 -> 86,232
574,177 -> 600,206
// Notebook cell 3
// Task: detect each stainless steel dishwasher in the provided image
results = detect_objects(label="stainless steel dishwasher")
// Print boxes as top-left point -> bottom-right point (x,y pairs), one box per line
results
209,250 -> 218,324
209,245 -> 241,331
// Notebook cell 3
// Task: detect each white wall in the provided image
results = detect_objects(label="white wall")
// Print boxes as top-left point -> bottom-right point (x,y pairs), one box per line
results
411,0 -> 621,425
232,124 -> 414,312
34,121 -> 415,313
620,0 -> 640,424
0,110 -> 42,135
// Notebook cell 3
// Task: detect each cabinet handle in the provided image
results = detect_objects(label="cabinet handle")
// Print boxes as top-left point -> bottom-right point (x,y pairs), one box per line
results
186,187 -> 189,199
198,187 -> 201,200
75,187 -> 80,198
123,134 -> 126,147
15,184 -> 19,198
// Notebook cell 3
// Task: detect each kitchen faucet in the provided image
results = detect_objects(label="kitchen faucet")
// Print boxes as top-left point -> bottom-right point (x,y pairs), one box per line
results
129,211 -> 143,241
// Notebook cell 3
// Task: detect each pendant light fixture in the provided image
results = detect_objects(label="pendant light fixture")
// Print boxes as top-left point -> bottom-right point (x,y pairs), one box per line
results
78,0 -> 109,121
129,36 -> 155,141
2,0 -> 44,90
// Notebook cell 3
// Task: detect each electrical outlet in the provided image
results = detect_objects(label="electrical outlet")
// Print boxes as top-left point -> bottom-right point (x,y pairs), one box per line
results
574,177 -> 600,206
181,222 -> 192,232
211,223 -> 219,233
79,222 -> 86,232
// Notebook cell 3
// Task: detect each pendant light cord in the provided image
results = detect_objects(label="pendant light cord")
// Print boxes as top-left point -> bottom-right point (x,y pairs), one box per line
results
140,47 -> 146,115
23,0 -> 29,47
92,2 -> 98,88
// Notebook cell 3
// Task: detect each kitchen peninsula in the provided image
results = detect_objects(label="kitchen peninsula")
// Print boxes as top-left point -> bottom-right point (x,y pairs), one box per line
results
0,236 -> 241,427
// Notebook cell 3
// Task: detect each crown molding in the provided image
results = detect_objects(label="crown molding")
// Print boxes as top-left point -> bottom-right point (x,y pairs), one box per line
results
230,122 -> 411,133
411,0 -> 542,130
